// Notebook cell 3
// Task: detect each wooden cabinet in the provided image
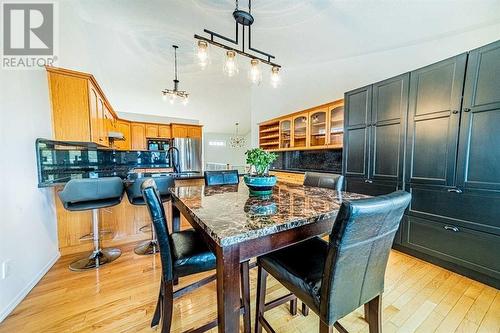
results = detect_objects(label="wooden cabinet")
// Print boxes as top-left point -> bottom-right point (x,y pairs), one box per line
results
47,67 -> 116,147
343,73 -> 408,189
145,124 -> 159,138
171,124 -> 202,138
187,126 -> 202,138
292,115 -> 308,148
309,108 -> 327,146
406,54 -> 466,187
114,120 -> 131,150
457,41 -> 500,192
279,119 -> 291,149
329,104 -> 344,147
259,99 -> 344,152
158,125 -> 172,138
131,123 -> 146,150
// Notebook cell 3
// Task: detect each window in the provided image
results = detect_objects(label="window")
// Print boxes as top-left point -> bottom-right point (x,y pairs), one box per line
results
208,140 -> 226,147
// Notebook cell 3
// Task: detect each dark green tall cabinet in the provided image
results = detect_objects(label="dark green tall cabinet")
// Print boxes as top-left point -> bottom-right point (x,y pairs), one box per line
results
344,73 -> 409,196
343,40 -> 500,288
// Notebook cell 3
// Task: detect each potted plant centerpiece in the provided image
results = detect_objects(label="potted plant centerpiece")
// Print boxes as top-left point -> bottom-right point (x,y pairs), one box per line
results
244,148 -> 278,196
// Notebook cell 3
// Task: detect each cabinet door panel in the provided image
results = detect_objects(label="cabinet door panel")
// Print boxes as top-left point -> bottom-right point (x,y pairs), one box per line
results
406,54 -> 466,186
372,123 -> 400,179
344,127 -> 368,177
346,86 -> 371,127
158,125 -> 171,138
457,41 -> 500,191
372,77 -> 407,122
408,184 -> 500,235
370,73 -> 408,182
402,216 -> 500,280
145,124 -> 158,138
188,126 -> 202,138
131,124 -> 146,150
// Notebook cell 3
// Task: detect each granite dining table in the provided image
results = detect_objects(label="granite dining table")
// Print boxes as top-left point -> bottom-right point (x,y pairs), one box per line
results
170,181 -> 367,333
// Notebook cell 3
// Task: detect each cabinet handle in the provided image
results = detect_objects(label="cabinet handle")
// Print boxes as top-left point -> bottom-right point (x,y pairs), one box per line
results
452,110 -> 459,114
364,179 -> 373,184
463,108 -> 471,113
444,225 -> 460,232
447,188 -> 463,193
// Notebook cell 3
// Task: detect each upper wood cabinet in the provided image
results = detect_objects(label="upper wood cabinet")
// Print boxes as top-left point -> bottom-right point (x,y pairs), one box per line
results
114,120 -> 131,150
171,124 -> 202,138
145,124 -> 159,138
259,99 -> 344,152
158,125 -> 171,138
47,67 -> 203,150
47,67 -> 116,147
131,123 -> 146,150
309,107 -> 327,147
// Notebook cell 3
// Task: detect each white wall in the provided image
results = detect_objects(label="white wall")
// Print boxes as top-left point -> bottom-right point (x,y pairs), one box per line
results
204,132 -> 251,169
0,70 -> 60,322
250,25 -> 500,146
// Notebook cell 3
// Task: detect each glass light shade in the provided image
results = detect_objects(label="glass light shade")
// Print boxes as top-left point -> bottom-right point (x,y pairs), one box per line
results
249,59 -> 262,84
169,94 -> 176,104
162,92 -> 167,101
223,50 -> 238,77
182,95 -> 189,105
270,66 -> 280,88
196,40 -> 209,69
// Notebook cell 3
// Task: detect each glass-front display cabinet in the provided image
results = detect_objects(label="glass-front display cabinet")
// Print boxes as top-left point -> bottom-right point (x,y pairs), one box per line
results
329,105 -> 344,147
309,108 -> 327,146
292,115 -> 308,148
279,119 -> 291,149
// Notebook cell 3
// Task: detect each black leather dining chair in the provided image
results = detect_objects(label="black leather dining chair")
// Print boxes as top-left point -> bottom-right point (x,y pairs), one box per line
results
303,171 -> 344,192
255,191 -> 411,333
141,179 -> 251,333
204,170 -> 239,186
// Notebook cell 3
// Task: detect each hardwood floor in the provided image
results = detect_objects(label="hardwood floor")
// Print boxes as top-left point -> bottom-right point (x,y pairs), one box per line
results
1,244 -> 499,333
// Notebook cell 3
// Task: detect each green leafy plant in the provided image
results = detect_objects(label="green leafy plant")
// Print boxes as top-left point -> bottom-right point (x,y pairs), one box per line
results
245,148 -> 277,176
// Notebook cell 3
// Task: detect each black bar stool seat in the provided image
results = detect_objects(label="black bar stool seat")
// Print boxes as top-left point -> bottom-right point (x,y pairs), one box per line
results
125,176 -> 175,255
58,177 -> 124,271
303,171 -> 344,192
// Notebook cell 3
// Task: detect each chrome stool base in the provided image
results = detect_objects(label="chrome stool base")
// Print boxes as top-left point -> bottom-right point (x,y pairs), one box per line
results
134,240 -> 159,255
69,248 -> 121,271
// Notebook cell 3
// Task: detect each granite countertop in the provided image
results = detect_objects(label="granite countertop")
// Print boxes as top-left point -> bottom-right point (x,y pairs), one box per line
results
172,182 -> 368,247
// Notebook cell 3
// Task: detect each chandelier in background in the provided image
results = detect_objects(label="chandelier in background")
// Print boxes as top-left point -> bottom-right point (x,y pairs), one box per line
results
194,0 -> 281,87
162,45 -> 189,105
230,122 -> 247,148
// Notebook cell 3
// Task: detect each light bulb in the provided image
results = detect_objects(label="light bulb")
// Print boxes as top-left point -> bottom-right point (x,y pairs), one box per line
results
182,95 -> 189,105
196,40 -> 209,69
249,59 -> 262,84
223,50 -> 238,77
270,66 -> 280,88
169,94 -> 176,104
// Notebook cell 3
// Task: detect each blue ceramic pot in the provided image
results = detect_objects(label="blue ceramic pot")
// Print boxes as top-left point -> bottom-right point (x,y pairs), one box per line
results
243,175 -> 277,196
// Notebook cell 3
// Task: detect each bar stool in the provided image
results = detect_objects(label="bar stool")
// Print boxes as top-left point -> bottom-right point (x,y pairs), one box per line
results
58,177 -> 124,271
125,176 -> 175,255
303,171 -> 344,191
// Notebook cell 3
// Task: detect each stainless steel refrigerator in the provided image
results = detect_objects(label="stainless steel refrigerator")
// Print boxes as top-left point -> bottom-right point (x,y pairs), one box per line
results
173,138 -> 202,173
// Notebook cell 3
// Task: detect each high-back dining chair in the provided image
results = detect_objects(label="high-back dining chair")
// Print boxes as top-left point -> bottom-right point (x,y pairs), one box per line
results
255,191 -> 411,333
142,179 -> 218,332
204,170 -> 239,186
303,171 -> 344,192
142,179 -> 251,333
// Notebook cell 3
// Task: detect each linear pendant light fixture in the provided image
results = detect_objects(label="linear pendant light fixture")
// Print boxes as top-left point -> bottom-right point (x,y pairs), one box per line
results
194,0 -> 281,86
162,45 -> 189,105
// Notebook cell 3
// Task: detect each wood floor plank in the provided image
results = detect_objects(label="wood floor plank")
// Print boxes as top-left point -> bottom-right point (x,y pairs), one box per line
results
0,245 -> 498,333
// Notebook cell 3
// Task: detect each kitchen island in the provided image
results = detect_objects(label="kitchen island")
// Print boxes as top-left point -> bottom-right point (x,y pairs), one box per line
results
36,139 -> 208,255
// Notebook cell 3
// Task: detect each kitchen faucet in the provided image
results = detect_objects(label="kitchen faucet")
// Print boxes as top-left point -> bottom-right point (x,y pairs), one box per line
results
167,146 -> 181,173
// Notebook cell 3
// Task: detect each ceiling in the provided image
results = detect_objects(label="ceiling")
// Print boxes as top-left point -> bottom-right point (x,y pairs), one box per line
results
60,0 -> 500,134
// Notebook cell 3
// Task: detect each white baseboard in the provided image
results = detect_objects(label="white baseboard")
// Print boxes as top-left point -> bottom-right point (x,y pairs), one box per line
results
0,252 -> 60,323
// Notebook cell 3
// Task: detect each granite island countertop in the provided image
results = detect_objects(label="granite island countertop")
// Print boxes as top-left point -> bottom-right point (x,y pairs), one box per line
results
171,182 -> 368,247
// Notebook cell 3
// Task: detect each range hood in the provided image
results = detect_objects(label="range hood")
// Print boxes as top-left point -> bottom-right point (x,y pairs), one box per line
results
108,131 -> 125,141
